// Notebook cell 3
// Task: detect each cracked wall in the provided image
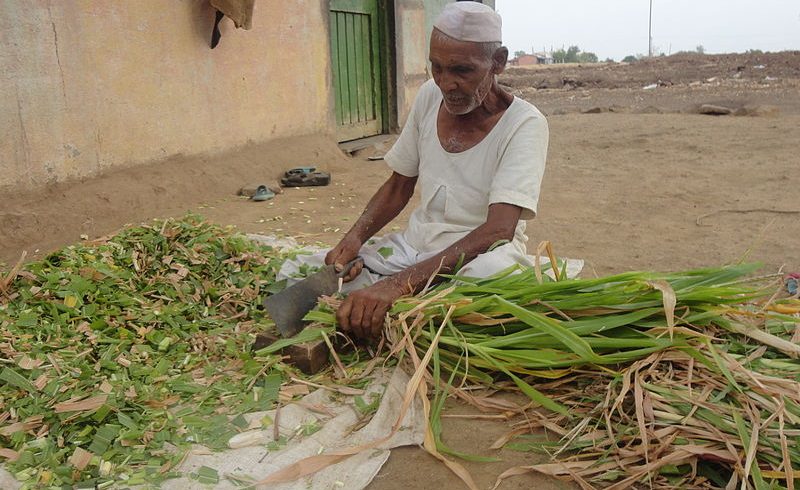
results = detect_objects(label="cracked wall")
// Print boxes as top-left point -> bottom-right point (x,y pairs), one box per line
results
0,1 -> 332,192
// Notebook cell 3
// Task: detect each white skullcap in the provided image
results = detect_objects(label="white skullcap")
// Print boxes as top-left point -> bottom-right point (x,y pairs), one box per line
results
433,2 -> 502,43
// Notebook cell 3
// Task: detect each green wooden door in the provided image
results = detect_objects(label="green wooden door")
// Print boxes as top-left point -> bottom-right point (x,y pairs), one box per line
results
330,0 -> 384,142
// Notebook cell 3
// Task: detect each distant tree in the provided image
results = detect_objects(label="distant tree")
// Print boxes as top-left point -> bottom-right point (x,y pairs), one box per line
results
695,45 -> 706,54
565,45 -> 581,63
551,45 -> 601,63
746,49 -> 763,55
622,55 -> 638,63
604,57 -> 615,63
513,50 -> 527,59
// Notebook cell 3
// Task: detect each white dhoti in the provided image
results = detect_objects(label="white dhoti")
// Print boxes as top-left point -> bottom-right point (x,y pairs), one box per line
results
276,233 -> 582,293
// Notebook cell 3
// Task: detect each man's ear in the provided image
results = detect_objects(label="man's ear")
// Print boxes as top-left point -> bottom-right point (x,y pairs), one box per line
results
493,47 -> 509,74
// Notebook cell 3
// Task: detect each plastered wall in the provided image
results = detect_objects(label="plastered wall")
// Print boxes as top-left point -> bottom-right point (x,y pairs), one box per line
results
394,0 -> 428,126
0,1 -> 332,192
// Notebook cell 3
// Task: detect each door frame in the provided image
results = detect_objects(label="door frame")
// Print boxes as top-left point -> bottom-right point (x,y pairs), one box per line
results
328,0 -> 395,142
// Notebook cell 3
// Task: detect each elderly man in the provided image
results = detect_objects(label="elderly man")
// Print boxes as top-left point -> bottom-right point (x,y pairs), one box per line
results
278,2 -> 548,339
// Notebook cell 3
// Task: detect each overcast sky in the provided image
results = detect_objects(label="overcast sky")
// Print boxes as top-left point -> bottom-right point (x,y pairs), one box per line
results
495,0 -> 800,61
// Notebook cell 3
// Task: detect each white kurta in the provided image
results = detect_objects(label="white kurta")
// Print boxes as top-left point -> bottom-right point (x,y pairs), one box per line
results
386,79 -> 549,254
278,80 -> 558,291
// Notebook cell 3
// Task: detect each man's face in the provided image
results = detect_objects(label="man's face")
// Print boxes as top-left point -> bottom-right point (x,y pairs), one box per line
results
429,31 -> 496,116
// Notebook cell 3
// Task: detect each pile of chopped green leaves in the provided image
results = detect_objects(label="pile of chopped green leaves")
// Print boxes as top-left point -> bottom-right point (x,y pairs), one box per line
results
0,215 -> 295,487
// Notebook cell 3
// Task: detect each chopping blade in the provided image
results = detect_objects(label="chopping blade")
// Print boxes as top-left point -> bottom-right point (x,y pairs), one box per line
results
264,265 -> 340,338
263,264 -> 347,338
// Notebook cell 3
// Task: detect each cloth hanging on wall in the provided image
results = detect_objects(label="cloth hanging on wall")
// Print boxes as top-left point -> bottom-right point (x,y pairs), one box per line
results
209,0 -> 255,48
211,0 -> 255,29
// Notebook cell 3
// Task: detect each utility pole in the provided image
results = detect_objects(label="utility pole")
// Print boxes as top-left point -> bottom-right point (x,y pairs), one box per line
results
648,0 -> 653,57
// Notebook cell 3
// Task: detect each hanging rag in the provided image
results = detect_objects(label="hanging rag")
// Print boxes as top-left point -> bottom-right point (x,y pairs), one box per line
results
209,0 -> 255,48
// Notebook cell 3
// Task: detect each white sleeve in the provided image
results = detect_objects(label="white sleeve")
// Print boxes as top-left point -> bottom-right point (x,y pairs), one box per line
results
383,84 -> 432,178
488,115 -> 549,220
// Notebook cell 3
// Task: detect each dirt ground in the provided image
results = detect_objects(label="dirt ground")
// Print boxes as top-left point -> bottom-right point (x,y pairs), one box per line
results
3,52 -> 800,489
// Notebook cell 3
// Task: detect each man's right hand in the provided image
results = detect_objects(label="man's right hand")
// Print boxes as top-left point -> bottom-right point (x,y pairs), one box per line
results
325,235 -> 364,283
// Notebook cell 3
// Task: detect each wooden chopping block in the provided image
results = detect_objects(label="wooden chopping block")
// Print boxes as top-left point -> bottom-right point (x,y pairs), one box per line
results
252,332 -> 330,374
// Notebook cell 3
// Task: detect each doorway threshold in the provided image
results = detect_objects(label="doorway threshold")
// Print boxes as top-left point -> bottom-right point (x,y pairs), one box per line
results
337,134 -> 395,156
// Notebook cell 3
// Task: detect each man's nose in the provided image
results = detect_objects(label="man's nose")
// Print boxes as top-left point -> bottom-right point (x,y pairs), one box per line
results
437,71 -> 458,92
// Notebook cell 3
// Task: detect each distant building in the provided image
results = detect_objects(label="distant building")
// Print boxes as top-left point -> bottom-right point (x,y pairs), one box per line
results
514,54 -> 539,66
534,52 -> 555,64
510,52 -> 554,66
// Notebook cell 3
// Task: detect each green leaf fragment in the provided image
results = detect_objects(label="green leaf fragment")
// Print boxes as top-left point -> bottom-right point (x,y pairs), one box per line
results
354,394 -> 381,416
0,367 -> 36,393
231,414 -> 248,430
193,465 -> 220,484
88,424 -> 121,455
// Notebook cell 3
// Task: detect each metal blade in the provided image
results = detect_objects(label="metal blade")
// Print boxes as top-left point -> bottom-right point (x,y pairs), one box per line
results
263,265 -> 340,338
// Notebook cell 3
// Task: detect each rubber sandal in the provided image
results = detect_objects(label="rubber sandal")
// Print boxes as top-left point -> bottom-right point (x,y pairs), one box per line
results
280,171 -> 331,187
251,185 -> 275,201
285,166 -> 316,177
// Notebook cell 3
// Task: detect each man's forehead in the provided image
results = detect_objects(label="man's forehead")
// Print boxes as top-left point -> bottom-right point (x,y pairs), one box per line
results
433,2 -> 502,43
429,32 -> 488,63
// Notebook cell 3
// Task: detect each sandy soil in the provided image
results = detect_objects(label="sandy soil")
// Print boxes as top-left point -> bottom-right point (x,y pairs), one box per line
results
3,52 -> 800,489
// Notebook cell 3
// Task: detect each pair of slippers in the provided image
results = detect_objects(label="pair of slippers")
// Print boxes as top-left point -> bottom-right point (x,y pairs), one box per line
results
280,167 -> 331,187
249,167 -> 330,202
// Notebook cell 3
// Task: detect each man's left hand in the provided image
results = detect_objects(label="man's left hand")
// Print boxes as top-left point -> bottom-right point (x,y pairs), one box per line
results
336,281 -> 403,339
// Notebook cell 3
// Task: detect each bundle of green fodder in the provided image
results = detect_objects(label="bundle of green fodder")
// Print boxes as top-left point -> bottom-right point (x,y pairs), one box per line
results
315,263 -> 800,489
0,216 -> 296,488
495,340 -> 800,489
